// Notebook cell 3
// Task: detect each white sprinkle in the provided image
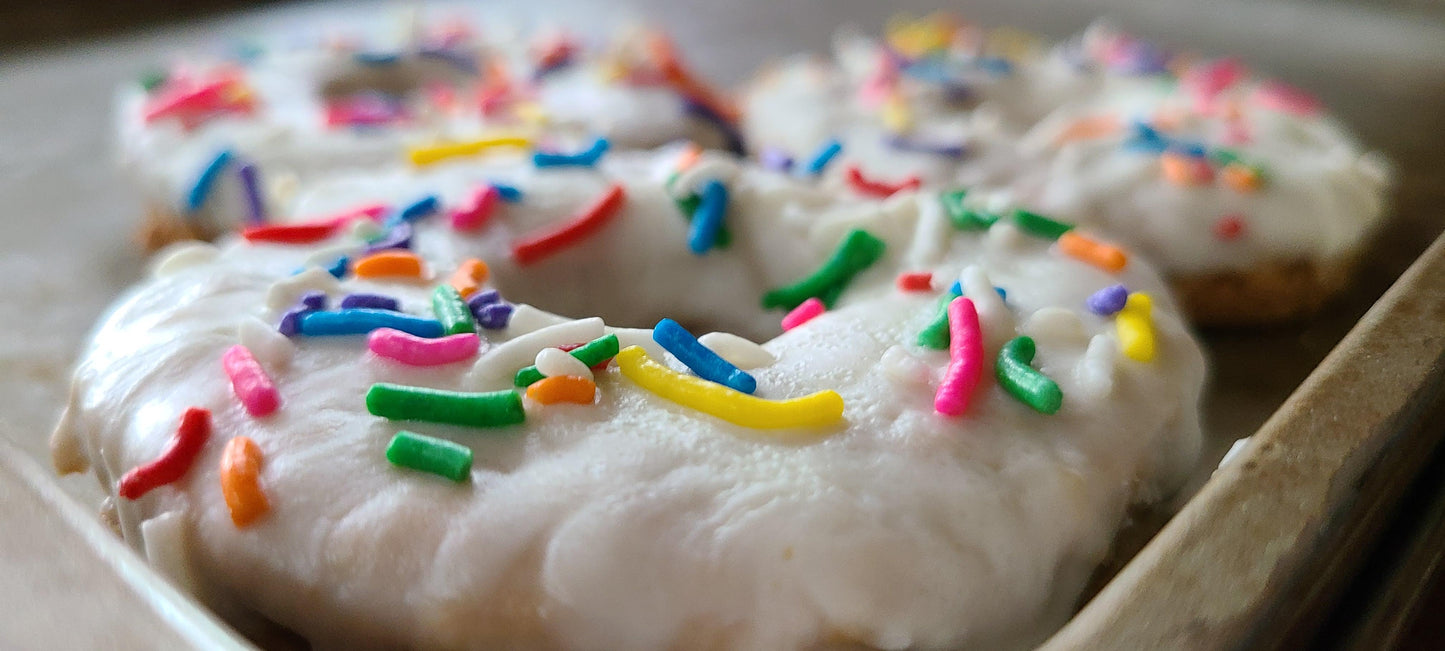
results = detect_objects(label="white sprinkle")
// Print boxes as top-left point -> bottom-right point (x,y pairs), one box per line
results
985,221 -> 1025,251
141,510 -> 197,593
467,318 -> 605,390
668,157 -> 739,198
880,344 -> 932,388
507,304 -> 571,334
238,316 -> 294,370
265,268 -> 340,311
349,218 -> 385,242
304,242 -> 361,266
1073,334 -> 1117,399
535,347 -> 593,381
1022,308 -> 1089,346
150,242 -> 219,278
697,332 -> 776,370
961,266 -> 1015,355
611,328 -> 668,363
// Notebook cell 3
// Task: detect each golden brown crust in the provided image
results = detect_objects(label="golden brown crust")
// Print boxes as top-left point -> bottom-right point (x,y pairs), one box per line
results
138,208 -> 211,252
1171,256 -> 1358,327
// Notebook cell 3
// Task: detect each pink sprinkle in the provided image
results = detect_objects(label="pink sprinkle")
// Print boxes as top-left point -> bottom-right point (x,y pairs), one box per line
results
451,186 -> 501,232
1184,58 -> 1244,113
222,345 -> 280,417
368,328 -> 483,366
309,203 -> 389,230
896,271 -> 934,292
934,297 -> 983,417
1253,81 -> 1321,117
781,297 -> 826,331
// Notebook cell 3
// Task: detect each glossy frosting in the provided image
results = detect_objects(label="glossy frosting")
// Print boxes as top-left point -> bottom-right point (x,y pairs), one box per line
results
56,148 -> 1205,649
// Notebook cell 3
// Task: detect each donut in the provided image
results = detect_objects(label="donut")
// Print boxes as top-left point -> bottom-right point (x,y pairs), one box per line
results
1014,24 -> 1393,325
121,23 -> 738,250
739,16 -> 1099,193
54,146 -> 1206,649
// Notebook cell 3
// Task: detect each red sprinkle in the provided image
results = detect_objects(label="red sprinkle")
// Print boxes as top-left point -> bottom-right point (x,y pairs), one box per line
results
511,184 -> 627,265
241,204 -> 388,243
896,271 -> 934,292
1213,214 -> 1247,241
117,408 -> 212,500
558,342 -> 614,371
844,164 -> 922,198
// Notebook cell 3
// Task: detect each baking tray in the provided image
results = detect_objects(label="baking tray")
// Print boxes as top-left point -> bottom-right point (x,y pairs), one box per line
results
1,0 -> 1442,647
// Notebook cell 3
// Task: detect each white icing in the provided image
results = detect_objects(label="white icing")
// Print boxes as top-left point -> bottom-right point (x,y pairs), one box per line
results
141,509 -> 198,594
151,241 -> 220,278
58,148 -> 1206,649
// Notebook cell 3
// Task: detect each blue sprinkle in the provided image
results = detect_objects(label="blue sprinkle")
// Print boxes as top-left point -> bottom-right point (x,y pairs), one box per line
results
238,163 -> 266,225
652,318 -> 756,394
325,255 -> 349,279
418,47 -> 479,74
759,147 -> 794,173
385,195 -> 440,227
475,303 -> 513,330
184,149 -> 234,215
491,183 -> 523,203
297,309 -> 445,338
1172,142 -> 1209,158
1123,122 -> 1170,154
976,57 -> 1014,77
885,135 -> 967,159
1087,284 -> 1130,316
466,290 -> 502,318
687,180 -> 729,255
996,287 -> 1007,301
802,139 -> 843,176
353,51 -> 401,66
363,222 -> 413,254
339,293 -> 399,311
533,137 -> 611,168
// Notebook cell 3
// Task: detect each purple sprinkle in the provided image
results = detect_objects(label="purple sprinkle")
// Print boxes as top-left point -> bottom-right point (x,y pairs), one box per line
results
238,163 -> 266,225
278,306 -> 308,337
1087,284 -> 1130,316
363,222 -> 413,254
885,135 -> 967,159
680,99 -> 746,156
475,303 -> 513,330
467,289 -> 502,317
759,147 -> 794,173
299,291 -> 327,311
340,293 -> 399,311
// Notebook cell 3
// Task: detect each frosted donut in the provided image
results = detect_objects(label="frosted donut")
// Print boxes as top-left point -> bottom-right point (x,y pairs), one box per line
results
1011,23 -> 1393,324
739,16 -> 1099,193
54,147 -> 1205,649
120,23 -> 738,250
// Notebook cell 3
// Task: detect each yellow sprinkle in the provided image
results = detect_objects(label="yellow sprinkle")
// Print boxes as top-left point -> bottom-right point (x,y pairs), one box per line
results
886,13 -> 956,58
881,94 -> 914,133
615,346 -> 845,430
1116,293 -> 1156,362
512,101 -> 550,127
408,135 -> 532,167
985,27 -> 1043,61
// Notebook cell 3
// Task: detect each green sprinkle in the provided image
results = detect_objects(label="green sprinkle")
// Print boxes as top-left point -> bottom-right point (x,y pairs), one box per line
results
917,286 -> 964,350
139,69 -> 168,92
431,286 -> 476,336
995,336 -> 1063,415
514,333 -> 620,387
762,229 -> 886,310
386,430 -> 473,482
941,189 -> 998,230
1011,209 -> 1074,240
366,384 -> 525,428
1209,149 -> 1241,167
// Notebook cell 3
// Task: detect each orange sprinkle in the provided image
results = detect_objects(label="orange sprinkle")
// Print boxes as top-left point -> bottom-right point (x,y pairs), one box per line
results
1159,153 -> 1213,186
1220,163 -> 1263,193
449,259 -> 490,298
353,251 -> 424,279
1058,231 -> 1128,273
219,437 -> 269,528
525,375 -> 597,405
1151,108 -> 1185,131
647,33 -> 740,124
674,143 -> 702,172
1053,115 -> 1120,145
